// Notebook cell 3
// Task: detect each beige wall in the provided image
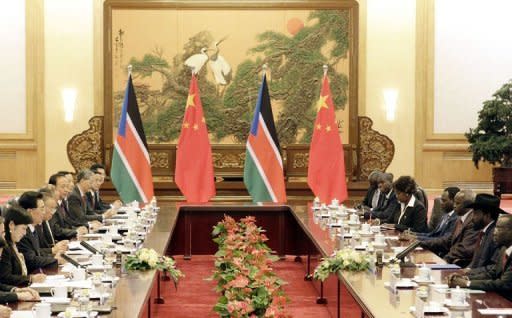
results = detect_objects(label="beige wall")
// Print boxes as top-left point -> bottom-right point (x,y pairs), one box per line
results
44,0 -> 95,178
361,0 -> 417,177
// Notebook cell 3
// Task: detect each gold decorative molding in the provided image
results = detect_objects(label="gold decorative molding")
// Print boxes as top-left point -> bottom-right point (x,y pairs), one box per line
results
357,116 -> 394,180
212,152 -> 245,169
67,116 -> 104,173
149,152 -> 170,169
292,153 -> 309,169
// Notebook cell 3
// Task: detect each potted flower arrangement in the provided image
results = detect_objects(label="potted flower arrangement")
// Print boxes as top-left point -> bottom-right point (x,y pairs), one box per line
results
124,247 -> 184,284
465,80 -> 512,196
313,248 -> 372,281
211,215 -> 289,318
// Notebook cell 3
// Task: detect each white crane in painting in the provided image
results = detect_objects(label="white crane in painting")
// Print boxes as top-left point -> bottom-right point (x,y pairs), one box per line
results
184,47 -> 210,74
184,37 -> 232,96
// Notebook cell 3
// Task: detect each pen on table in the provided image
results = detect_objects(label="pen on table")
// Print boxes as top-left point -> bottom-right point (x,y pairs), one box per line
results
38,268 -> 44,274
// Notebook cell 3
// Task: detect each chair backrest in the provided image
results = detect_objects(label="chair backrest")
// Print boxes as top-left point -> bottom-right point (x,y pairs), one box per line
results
428,197 -> 443,231
414,186 -> 429,212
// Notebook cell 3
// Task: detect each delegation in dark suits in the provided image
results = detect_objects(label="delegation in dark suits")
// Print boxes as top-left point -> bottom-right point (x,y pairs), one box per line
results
0,244 -> 30,287
417,211 -> 458,241
35,221 -> 56,253
421,210 -> 479,267
386,196 -> 428,233
67,185 -> 102,225
468,221 -> 499,269
17,227 -> 57,273
468,246 -> 512,301
365,190 -> 399,221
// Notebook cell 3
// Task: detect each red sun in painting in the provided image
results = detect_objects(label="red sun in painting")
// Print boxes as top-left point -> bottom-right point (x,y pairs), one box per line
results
287,18 -> 304,36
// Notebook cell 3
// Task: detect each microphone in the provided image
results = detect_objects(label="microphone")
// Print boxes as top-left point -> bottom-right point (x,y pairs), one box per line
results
61,253 -> 85,269
80,241 -> 102,255
393,240 -> 421,267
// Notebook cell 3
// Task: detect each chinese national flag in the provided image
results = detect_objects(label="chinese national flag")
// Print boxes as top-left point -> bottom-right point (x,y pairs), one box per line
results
307,75 -> 348,204
175,75 -> 216,202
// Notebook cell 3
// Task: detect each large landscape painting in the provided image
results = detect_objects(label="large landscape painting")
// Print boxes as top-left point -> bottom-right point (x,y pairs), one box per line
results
108,2 -> 356,146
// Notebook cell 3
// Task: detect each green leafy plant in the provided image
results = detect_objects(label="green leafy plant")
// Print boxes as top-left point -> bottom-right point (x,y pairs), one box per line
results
124,248 -> 184,284
465,80 -> 512,168
313,248 -> 372,281
211,215 -> 290,318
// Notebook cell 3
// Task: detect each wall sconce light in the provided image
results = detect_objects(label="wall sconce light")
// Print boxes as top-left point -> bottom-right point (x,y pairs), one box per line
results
383,89 -> 398,121
62,88 -> 77,123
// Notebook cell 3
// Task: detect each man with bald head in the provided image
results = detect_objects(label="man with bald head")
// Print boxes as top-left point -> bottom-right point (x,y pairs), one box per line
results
450,213 -> 512,301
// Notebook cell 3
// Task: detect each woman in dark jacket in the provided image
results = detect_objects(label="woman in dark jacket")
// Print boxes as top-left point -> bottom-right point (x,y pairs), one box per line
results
0,207 -> 46,286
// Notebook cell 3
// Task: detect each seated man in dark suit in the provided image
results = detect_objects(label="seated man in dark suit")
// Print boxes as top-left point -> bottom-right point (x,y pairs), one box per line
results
86,172 -> 118,218
360,170 -> 382,210
421,189 -> 479,267
466,194 -> 501,269
16,191 -> 62,272
90,163 -> 122,211
384,176 -> 428,233
48,173 -> 88,240
67,170 -> 103,229
364,173 -> 398,221
449,213 -> 512,301
412,187 -> 460,241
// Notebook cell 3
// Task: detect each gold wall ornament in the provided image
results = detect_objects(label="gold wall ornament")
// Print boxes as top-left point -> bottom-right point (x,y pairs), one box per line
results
212,152 -> 246,169
357,116 -> 395,180
149,151 -> 169,169
292,153 -> 309,169
67,116 -> 104,173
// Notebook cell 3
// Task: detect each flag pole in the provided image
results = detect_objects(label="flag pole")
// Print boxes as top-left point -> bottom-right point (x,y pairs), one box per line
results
127,64 -> 132,76
323,64 -> 328,77
262,63 -> 268,78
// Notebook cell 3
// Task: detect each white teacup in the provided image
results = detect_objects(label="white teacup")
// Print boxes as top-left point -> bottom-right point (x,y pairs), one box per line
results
374,233 -> 385,245
451,287 -> 466,305
331,198 -> 339,207
32,303 -> 51,318
109,225 -> 118,235
371,225 -> 381,233
361,223 -> 370,233
418,266 -> 432,281
72,267 -> 86,281
428,301 -> 441,311
349,213 -> 358,223
103,233 -> 112,244
50,285 -> 67,298
91,253 -> 103,266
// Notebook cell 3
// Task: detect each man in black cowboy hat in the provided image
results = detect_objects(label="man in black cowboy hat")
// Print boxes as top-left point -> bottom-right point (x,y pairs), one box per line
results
449,195 -> 512,301
466,194 -> 503,269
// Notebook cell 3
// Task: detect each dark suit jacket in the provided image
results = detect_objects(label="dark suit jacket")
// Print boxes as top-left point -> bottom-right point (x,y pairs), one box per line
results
366,191 -> 399,221
386,197 -> 428,233
49,204 -> 78,241
68,186 -> 102,225
36,221 -> 55,250
469,246 -> 512,301
86,191 -> 109,213
417,211 -> 458,241
362,185 -> 379,208
0,244 -> 30,287
17,228 -> 57,272
468,222 -> 498,269
0,283 -> 18,303
422,211 -> 479,267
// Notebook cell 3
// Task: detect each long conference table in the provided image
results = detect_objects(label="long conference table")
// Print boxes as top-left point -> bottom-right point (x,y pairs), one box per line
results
12,203 -> 512,317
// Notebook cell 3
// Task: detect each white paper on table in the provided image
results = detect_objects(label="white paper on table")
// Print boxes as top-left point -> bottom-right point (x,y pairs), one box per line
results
66,249 -> 93,256
64,279 -> 93,289
478,308 -> 512,315
45,274 -> 68,281
61,262 -> 78,273
11,311 -> 34,318
68,241 -> 82,250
